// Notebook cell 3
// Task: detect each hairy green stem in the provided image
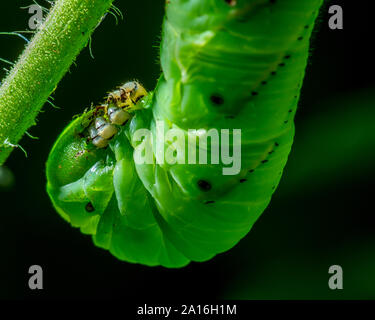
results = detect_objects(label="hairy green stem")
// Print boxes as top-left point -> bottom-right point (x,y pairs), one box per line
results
0,0 -> 114,164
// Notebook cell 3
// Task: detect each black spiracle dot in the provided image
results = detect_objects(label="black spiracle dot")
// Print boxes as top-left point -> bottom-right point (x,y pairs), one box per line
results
297,36 -> 303,41
251,91 -> 258,96
275,142 -> 280,147
288,109 -> 293,113
261,160 -> 269,164
279,63 -> 285,67
249,169 -> 255,173
205,200 -> 215,205
210,94 -> 225,106
197,180 -> 212,192
225,115 -> 235,119
85,202 -> 95,213
224,0 -> 237,6
261,81 -> 267,85
271,71 -> 277,76
240,179 -> 247,183
284,55 -> 291,60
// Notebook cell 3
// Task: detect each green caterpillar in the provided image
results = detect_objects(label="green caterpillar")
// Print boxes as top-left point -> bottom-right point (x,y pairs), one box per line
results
46,0 -> 324,267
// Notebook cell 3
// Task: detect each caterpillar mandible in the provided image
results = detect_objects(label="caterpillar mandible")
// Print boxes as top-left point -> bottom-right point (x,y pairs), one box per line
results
46,0 -> 324,267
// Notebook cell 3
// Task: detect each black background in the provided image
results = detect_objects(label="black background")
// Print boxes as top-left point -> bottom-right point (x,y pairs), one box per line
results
0,0 -> 374,300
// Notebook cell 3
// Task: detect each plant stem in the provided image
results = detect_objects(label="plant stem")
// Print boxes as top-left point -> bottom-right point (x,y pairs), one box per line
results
0,0 -> 114,165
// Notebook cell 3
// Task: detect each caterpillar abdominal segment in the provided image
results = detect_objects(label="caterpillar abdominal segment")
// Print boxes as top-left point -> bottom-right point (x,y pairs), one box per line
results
85,81 -> 148,149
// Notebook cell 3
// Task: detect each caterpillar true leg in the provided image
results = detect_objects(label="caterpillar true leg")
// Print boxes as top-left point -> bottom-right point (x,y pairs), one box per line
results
108,106 -> 131,126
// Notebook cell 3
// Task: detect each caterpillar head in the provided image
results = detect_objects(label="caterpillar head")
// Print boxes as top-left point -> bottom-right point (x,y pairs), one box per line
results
47,80 -> 149,187
120,81 -> 148,104
107,81 -> 147,108
86,81 -> 149,149
46,80 -> 150,233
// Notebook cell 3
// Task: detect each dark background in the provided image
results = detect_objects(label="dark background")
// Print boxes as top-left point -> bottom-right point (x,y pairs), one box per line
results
0,0 -> 374,299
